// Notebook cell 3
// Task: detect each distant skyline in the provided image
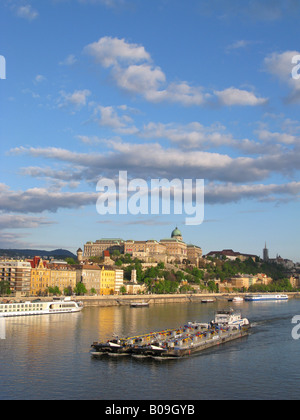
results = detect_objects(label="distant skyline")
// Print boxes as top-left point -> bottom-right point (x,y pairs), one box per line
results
1,1 -> 300,262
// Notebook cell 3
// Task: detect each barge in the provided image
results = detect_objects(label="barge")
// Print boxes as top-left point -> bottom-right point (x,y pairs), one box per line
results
91,309 -> 250,359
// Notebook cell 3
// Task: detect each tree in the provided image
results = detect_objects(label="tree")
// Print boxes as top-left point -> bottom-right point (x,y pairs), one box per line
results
48,286 -> 61,295
207,281 -> 218,293
119,286 -> 126,295
65,257 -> 76,265
74,282 -> 87,296
0,280 -> 11,295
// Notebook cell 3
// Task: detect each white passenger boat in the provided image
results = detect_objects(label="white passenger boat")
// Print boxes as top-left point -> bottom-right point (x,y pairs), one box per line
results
0,298 -> 83,317
244,293 -> 288,302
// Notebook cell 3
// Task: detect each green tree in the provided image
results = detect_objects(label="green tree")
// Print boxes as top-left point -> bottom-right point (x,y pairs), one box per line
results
74,283 -> 87,296
48,286 -> 61,295
0,280 -> 11,295
119,285 -> 126,295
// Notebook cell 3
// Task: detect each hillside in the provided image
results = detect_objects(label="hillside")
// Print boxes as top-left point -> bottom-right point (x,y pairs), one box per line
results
0,248 -> 76,260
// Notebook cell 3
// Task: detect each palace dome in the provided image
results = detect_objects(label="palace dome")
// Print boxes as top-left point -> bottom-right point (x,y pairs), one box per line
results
171,227 -> 182,238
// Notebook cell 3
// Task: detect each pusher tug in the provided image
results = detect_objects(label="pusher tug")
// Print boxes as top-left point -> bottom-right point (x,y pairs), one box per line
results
91,309 -> 250,359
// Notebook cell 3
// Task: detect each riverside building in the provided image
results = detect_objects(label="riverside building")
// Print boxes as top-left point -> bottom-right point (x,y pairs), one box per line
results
0,260 -> 31,296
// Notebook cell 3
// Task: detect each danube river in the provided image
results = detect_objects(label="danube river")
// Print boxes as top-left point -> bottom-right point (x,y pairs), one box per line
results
1,298 -> 300,400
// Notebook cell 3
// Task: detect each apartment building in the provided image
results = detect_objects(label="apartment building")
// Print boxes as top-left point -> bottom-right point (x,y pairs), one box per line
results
0,260 -> 31,296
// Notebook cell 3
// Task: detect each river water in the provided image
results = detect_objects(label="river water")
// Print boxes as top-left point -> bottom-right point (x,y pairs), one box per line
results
1,298 -> 300,400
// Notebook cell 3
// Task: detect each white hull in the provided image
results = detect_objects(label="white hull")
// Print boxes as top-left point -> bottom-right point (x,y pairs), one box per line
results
244,294 -> 288,302
0,299 -> 83,318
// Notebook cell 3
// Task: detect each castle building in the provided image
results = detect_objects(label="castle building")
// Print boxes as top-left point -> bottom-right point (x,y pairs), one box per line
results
160,227 -> 187,262
83,239 -> 124,258
81,227 -> 202,265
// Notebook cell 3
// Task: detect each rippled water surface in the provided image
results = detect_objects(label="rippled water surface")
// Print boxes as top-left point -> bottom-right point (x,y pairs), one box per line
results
1,299 -> 300,400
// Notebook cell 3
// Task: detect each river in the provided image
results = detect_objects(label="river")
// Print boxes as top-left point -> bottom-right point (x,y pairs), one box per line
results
1,298 -> 300,400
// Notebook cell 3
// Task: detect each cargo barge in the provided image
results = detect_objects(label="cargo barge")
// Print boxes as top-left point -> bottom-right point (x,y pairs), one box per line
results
91,309 -> 250,359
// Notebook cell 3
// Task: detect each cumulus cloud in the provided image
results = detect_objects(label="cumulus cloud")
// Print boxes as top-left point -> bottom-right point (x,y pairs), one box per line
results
59,54 -> 77,66
0,214 -> 55,229
58,89 -> 91,108
84,36 -> 151,67
0,183 -> 98,213
84,36 -> 266,107
15,4 -> 39,21
214,87 -> 267,106
7,142 -> 285,184
205,181 -> 300,204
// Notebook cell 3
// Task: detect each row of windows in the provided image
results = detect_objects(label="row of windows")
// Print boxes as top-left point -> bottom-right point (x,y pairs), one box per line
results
0,304 -> 44,312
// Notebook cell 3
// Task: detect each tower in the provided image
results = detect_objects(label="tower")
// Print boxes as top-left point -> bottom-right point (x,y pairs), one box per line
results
77,248 -> 83,262
263,242 -> 269,262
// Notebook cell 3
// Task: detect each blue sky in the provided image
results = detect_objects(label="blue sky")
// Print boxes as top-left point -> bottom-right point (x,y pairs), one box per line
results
1,0 -> 300,261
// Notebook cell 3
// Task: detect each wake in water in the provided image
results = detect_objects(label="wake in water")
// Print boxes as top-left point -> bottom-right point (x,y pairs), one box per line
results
250,313 -> 294,328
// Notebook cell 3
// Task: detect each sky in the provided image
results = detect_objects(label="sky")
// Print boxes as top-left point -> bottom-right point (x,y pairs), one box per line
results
1,0 -> 300,261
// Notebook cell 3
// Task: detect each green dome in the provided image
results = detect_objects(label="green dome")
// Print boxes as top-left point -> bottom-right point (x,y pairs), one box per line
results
171,227 -> 182,238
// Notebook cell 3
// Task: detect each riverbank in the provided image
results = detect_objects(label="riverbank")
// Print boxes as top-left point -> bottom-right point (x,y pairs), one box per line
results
74,292 -> 300,307
2,292 -> 299,307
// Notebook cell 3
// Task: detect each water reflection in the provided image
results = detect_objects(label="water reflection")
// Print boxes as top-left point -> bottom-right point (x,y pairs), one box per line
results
1,300 -> 300,400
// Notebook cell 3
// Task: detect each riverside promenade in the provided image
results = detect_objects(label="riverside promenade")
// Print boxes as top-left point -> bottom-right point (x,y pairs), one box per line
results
3,292 -> 299,307
75,292 -> 299,307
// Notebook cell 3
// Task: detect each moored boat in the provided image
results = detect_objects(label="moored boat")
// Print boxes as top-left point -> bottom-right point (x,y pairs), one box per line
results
244,293 -> 288,302
130,301 -> 149,308
228,296 -> 244,303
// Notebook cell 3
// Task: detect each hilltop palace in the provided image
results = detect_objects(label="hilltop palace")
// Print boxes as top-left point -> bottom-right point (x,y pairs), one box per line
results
79,227 -> 203,265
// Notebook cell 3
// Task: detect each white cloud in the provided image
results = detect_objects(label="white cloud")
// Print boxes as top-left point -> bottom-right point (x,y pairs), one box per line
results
84,36 -> 151,68
58,89 -> 91,108
0,214 -> 55,229
59,54 -> 77,66
214,87 -> 268,106
0,183 -> 98,214
34,74 -> 46,84
15,4 -> 38,21
205,181 -> 300,204
85,36 -> 267,107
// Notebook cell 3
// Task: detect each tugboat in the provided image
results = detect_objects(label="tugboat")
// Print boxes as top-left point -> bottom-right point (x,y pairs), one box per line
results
91,309 -> 250,359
